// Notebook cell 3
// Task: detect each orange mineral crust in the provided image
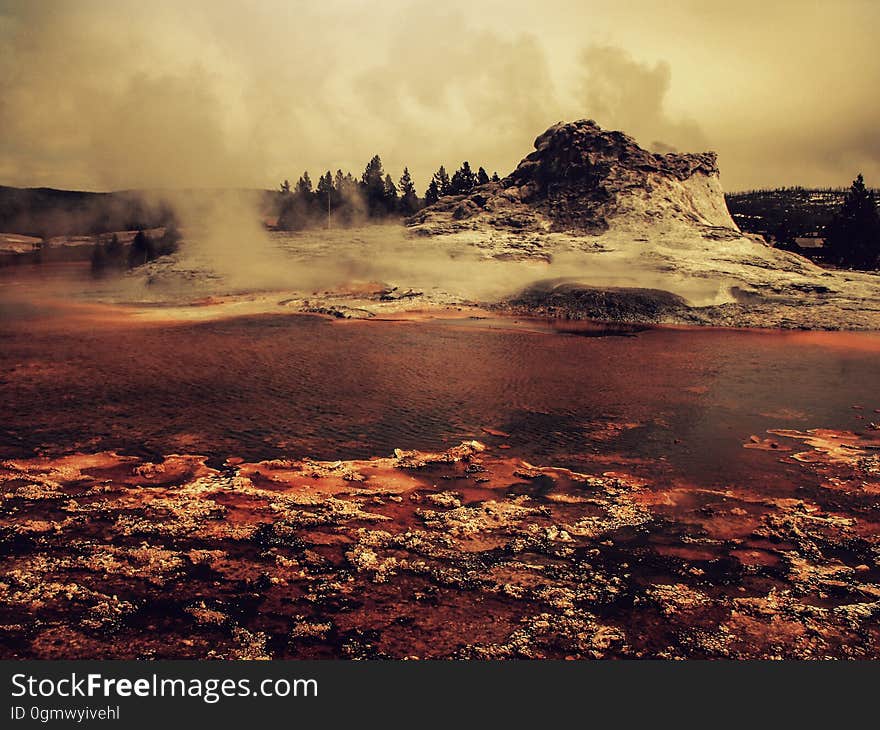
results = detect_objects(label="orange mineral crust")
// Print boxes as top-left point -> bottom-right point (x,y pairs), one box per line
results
1,431 -> 879,660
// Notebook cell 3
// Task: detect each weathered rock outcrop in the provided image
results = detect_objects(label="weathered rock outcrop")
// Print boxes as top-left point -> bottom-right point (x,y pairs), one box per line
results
408,119 -> 737,235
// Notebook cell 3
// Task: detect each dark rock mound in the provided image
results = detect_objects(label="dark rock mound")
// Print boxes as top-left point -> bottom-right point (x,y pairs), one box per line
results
505,280 -> 690,322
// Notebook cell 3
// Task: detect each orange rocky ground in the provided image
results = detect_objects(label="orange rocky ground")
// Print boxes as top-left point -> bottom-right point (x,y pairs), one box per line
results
1,431 -> 879,659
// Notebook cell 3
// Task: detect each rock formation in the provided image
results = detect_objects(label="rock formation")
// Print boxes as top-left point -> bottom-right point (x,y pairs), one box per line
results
408,120 -> 880,329
408,119 -> 737,235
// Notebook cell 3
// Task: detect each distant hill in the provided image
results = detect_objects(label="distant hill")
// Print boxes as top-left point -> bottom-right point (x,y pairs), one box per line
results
0,185 -> 180,238
0,185 -> 277,239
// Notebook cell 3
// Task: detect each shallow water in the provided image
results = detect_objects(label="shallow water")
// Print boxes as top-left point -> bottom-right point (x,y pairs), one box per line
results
4,263 -> 880,659
2,264 -> 879,492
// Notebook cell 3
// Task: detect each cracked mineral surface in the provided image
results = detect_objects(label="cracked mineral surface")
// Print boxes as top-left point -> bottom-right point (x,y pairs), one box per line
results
1,427 -> 878,659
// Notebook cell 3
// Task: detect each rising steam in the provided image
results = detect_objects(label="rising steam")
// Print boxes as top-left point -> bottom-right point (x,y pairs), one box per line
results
2,0 -> 879,298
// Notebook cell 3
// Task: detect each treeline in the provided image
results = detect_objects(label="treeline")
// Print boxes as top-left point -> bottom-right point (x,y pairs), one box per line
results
727,176 -> 880,270
726,185 -> 879,245
90,227 -> 181,275
0,186 -> 178,239
424,162 -> 499,205
822,174 -> 880,270
276,156 -> 499,230
729,185 -> 853,197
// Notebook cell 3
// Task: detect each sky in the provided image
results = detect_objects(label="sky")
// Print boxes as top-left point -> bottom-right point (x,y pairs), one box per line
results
0,0 -> 878,193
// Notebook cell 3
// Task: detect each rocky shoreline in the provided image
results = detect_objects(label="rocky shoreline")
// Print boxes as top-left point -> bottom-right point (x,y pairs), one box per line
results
120,254 -> 880,331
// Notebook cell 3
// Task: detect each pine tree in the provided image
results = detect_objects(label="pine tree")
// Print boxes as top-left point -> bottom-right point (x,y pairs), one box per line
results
317,171 -> 334,201
279,173 -> 313,230
399,167 -> 420,215
295,172 -> 313,197
461,161 -> 476,190
336,171 -> 361,224
314,171 -> 333,227
127,229 -> 155,268
361,155 -> 387,216
477,166 -> 490,185
824,174 -> 880,269
361,156 -> 384,186
280,179 -> 291,195
450,161 -> 476,195
424,179 -> 441,206
383,174 -> 398,213
432,166 -> 451,197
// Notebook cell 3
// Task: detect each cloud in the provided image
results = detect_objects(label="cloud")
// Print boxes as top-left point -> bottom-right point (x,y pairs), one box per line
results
577,45 -> 708,154
350,7 -> 564,181
0,0 -> 878,193
1,1 -> 559,193
0,1 -> 264,190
